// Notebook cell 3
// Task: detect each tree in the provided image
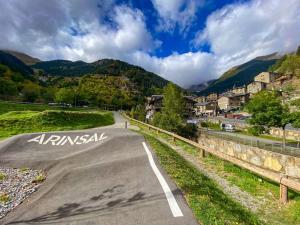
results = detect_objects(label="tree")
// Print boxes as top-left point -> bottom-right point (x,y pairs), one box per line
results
55,88 -> 74,104
245,91 -> 292,147
153,83 -> 184,133
22,81 -> 41,102
0,78 -> 17,99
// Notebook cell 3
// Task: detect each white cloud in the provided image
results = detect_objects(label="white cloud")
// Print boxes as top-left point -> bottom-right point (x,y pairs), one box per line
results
129,51 -> 216,88
0,0 -> 300,88
194,0 -> 300,74
151,0 -> 202,33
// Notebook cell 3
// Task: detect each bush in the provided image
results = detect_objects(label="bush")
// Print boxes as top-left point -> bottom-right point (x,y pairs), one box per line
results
178,124 -> 198,140
247,126 -> 265,136
33,173 -> 46,183
0,193 -> 10,203
200,121 -> 208,127
0,172 -> 6,180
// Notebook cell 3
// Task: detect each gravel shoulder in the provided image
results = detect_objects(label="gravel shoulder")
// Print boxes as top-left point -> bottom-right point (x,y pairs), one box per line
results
0,168 -> 45,219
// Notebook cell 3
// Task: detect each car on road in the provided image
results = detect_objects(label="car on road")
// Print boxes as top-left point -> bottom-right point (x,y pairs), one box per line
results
220,123 -> 236,132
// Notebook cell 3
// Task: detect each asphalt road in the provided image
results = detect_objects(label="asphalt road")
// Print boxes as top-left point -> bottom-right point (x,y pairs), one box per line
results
0,113 -> 198,225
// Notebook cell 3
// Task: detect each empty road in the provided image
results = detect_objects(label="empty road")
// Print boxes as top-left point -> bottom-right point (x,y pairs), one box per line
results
0,113 -> 198,225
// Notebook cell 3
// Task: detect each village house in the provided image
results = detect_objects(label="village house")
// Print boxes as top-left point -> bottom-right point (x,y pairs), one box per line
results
206,93 -> 218,102
254,72 -> 281,84
247,81 -> 267,95
145,95 -> 197,120
231,86 -> 247,95
217,93 -> 249,111
195,96 -> 206,103
266,74 -> 293,90
183,96 -> 197,117
194,101 -> 217,117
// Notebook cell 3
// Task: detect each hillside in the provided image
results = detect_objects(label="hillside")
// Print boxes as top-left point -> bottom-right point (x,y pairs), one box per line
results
0,51 -> 34,76
32,59 -> 169,96
198,54 -> 279,95
0,50 -> 170,108
1,50 -> 41,65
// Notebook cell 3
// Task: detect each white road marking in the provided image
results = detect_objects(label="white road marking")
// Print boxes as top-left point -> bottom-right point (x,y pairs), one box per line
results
142,142 -> 183,218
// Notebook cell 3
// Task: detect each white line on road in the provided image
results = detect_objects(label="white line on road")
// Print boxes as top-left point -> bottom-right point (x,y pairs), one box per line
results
142,142 -> 183,218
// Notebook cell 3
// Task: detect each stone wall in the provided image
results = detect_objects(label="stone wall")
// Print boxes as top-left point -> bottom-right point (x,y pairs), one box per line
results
198,135 -> 300,178
270,128 -> 300,141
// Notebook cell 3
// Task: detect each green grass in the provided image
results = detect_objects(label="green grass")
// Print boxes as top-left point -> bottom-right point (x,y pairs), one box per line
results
0,101 -> 100,115
0,193 -> 10,203
0,172 -> 6,180
142,132 -> 262,225
133,120 -> 300,224
0,110 -> 114,139
33,173 -> 46,183
236,130 -> 298,144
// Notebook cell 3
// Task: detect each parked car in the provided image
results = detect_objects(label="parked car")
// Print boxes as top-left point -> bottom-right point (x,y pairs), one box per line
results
220,123 -> 236,132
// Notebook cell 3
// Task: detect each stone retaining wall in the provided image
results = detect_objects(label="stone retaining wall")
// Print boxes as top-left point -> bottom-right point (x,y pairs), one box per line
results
198,135 -> 300,178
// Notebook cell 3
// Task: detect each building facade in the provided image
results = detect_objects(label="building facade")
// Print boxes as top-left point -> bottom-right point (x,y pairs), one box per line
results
247,81 -> 267,95
206,93 -> 218,102
254,72 -> 281,84
194,102 -> 216,117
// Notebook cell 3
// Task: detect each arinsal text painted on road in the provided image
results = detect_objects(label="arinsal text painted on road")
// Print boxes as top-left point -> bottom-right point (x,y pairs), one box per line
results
27,133 -> 108,146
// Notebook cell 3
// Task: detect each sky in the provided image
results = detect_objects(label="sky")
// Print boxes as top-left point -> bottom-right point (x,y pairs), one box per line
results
0,0 -> 299,88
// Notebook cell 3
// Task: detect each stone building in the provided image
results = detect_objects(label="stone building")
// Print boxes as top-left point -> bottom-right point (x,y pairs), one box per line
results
231,86 -> 247,95
217,93 -> 249,111
254,72 -> 281,84
195,96 -> 206,103
266,75 -> 292,90
247,81 -> 267,95
194,101 -> 217,117
206,93 -> 218,102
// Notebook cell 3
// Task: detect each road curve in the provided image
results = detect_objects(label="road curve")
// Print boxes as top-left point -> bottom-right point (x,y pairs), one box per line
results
0,113 -> 198,225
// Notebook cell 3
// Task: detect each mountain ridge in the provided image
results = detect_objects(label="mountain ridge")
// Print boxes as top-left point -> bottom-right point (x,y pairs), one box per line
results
195,55 -> 278,95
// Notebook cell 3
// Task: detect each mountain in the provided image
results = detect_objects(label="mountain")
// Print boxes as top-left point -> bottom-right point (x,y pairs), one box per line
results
1,50 -> 41,65
188,79 -> 216,92
0,51 -> 34,76
0,50 -> 172,107
32,58 -> 169,96
198,53 -> 280,95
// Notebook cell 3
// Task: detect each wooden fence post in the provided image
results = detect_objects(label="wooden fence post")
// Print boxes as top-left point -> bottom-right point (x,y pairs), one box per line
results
280,176 -> 288,204
199,149 -> 206,158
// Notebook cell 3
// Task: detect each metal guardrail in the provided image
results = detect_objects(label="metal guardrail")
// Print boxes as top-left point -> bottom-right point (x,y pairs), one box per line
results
123,113 -> 300,203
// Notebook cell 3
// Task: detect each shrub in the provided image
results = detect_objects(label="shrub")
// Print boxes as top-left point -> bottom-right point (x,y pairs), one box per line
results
0,193 -> 10,203
178,124 -> 198,140
33,173 -> 46,183
0,172 -> 6,180
247,126 -> 265,136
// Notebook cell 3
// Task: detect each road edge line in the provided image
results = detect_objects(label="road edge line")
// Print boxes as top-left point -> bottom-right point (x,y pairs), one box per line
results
142,141 -> 183,217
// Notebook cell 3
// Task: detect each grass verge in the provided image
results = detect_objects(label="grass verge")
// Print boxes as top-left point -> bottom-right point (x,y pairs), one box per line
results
142,132 -> 262,225
0,110 -> 114,139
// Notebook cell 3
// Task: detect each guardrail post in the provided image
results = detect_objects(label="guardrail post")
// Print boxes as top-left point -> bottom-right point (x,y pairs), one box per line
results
200,149 -> 206,158
280,176 -> 288,204
172,136 -> 176,142
125,121 -> 128,129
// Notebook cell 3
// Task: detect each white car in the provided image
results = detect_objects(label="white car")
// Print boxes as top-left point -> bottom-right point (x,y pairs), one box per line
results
220,123 -> 236,132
